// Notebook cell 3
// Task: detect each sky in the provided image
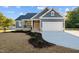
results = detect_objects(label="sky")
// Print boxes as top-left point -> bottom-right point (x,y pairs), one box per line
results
0,6 -> 77,20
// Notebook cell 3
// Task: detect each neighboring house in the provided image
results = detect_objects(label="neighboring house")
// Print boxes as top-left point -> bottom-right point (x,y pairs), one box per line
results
16,7 -> 64,32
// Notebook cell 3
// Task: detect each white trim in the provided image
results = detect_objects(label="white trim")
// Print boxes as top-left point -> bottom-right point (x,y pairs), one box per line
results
40,20 -> 42,31
40,8 -> 52,18
40,17 -> 64,19
31,20 -> 33,30
63,18 -> 65,31
31,7 -> 49,19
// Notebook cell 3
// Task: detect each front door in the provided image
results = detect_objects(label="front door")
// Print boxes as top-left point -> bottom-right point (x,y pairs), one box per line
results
33,20 -> 40,31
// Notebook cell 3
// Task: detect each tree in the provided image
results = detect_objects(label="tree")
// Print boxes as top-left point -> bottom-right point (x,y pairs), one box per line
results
3,18 -> 14,28
0,12 -> 7,28
65,7 -> 79,28
2,18 -> 14,32
0,12 -> 15,32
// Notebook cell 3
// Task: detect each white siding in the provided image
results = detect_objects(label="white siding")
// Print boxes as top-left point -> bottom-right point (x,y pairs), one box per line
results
42,22 -> 64,31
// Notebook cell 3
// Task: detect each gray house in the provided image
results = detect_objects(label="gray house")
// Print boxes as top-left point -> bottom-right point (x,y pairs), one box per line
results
16,7 -> 64,32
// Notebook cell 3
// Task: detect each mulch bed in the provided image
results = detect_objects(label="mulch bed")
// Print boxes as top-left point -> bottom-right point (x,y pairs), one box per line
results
26,31 -> 56,48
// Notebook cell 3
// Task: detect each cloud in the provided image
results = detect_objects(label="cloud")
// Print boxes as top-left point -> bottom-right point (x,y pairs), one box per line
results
3,6 -> 9,8
19,12 -> 24,15
37,6 -> 45,10
19,12 -> 27,15
65,8 -> 70,12
7,11 -> 15,14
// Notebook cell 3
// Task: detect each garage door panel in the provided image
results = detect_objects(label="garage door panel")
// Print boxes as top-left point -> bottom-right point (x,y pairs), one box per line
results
42,22 -> 63,31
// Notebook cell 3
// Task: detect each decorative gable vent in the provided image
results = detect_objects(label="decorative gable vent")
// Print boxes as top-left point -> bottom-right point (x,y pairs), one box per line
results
51,11 -> 55,16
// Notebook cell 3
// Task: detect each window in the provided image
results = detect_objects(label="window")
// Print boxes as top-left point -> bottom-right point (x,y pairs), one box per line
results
18,21 -> 22,27
51,11 -> 54,16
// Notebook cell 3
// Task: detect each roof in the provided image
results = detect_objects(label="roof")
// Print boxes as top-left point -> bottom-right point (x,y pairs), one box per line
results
31,7 -> 49,19
16,7 -> 63,21
31,7 -> 63,19
16,13 -> 37,20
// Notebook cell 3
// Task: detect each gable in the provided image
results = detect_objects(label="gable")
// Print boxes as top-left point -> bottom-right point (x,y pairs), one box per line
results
44,10 -> 62,17
41,9 -> 62,18
31,7 -> 49,19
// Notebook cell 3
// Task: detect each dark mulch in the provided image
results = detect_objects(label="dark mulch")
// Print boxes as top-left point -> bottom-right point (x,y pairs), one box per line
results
11,30 -> 27,33
27,32 -> 56,48
10,30 -> 31,33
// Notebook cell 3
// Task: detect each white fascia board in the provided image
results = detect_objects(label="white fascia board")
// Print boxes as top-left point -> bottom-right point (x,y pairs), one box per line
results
40,17 -> 64,19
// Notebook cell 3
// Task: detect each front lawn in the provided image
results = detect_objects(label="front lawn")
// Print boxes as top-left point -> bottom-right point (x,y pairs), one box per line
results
0,31 -> 78,53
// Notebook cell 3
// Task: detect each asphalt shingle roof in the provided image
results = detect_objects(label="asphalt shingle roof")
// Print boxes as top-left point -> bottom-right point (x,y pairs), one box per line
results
16,13 -> 37,20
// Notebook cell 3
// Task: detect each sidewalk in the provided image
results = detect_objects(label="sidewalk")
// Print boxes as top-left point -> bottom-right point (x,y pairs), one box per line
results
65,30 -> 79,37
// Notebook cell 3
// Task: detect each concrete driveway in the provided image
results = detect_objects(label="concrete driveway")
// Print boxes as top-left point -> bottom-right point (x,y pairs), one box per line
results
42,31 -> 79,50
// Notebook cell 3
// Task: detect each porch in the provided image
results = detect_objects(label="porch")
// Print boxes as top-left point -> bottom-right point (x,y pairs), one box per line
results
22,20 -> 41,32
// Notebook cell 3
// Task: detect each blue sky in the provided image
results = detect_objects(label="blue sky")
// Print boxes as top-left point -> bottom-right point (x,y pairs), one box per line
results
0,6 -> 77,20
